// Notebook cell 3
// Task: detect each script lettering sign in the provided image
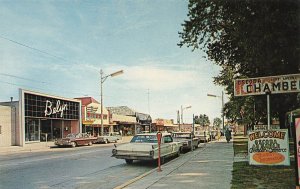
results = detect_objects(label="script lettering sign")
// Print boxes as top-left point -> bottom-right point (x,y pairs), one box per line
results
44,100 -> 68,117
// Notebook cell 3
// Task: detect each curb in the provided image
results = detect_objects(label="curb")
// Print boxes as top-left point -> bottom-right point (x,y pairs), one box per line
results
114,143 -> 208,189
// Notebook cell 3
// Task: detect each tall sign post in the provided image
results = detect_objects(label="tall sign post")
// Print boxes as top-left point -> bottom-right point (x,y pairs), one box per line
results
234,74 -> 300,130
157,131 -> 162,172
234,74 -> 300,185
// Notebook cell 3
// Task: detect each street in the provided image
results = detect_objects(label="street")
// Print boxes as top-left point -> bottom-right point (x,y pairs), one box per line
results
0,144 -> 157,189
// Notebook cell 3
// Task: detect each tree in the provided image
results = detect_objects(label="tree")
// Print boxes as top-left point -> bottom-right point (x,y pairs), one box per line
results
195,114 -> 210,126
179,0 -> 300,128
213,117 -> 222,128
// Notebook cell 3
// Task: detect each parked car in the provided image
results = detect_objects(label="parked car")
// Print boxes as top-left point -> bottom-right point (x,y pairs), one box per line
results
112,132 -> 182,164
96,133 -> 120,144
110,132 -> 122,140
55,133 -> 97,147
195,130 -> 210,142
171,132 -> 200,152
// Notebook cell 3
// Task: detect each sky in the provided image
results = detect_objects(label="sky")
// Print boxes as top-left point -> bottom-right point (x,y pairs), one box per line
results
0,0 -> 226,123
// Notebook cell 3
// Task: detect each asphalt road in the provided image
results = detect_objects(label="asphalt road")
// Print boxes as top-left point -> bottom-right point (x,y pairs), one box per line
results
0,145 -> 156,189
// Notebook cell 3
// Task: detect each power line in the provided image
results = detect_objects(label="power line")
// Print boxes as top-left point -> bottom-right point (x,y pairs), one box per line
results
0,73 -> 49,84
0,34 -> 70,62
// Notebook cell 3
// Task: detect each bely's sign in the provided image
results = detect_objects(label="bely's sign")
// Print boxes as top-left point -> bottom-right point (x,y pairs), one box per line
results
44,100 -> 68,117
248,129 -> 290,166
234,74 -> 300,96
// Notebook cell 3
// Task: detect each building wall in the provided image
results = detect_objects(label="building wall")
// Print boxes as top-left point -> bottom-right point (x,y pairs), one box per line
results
0,101 -> 19,146
0,105 -> 12,147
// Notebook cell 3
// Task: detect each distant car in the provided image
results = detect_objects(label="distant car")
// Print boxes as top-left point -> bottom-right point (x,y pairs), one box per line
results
96,133 -> 120,144
195,130 -> 210,142
112,132 -> 182,164
171,132 -> 200,152
110,132 -> 122,140
55,133 -> 97,147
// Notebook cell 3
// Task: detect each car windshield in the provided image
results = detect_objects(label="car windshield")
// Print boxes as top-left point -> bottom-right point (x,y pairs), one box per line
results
66,133 -> 76,138
130,135 -> 158,143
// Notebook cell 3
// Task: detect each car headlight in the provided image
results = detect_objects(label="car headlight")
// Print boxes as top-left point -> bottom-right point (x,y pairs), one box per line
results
112,149 -> 117,155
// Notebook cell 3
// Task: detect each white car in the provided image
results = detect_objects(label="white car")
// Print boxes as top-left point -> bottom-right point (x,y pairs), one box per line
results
171,132 -> 200,152
195,130 -> 210,142
112,133 -> 182,164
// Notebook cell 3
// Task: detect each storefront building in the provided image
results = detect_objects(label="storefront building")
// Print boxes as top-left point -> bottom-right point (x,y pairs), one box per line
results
19,89 -> 81,146
136,112 -> 152,133
152,119 -> 178,132
107,106 -> 150,135
110,114 -> 137,135
75,97 -> 111,136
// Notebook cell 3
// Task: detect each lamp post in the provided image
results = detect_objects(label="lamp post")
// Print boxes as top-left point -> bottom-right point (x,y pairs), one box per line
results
207,91 -> 225,132
180,105 -> 192,131
100,69 -> 124,136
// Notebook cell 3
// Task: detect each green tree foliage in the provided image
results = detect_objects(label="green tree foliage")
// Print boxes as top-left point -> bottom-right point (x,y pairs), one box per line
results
213,117 -> 222,128
179,0 -> 300,127
195,114 -> 210,126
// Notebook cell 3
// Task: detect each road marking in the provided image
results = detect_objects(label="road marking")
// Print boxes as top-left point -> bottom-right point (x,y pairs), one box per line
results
0,148 -> 110,167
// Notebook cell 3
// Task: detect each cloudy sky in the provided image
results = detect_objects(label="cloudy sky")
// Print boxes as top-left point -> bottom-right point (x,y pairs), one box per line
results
0,0 -> 225,123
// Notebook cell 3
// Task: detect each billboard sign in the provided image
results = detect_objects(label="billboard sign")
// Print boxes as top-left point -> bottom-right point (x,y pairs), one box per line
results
248,129 -> 290,166
234,74 -> 300,96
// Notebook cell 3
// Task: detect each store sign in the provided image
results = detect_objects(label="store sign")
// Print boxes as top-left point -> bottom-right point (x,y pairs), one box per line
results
248,129 -> 290,166
24,92 -> 79,119
295,118 -> 300,185
254,125 -> 280,131
44,100 -> 68,117
234,74 -> 300,96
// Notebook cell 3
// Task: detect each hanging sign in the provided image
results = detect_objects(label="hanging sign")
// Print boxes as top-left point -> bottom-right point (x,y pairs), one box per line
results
248,129 -> 290,166
234,74 -> 300,96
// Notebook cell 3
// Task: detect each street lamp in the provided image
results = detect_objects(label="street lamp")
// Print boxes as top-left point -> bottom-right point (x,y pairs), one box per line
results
100,69 -> 124,136
179,105 -> 192,131
207,91 -> 225,132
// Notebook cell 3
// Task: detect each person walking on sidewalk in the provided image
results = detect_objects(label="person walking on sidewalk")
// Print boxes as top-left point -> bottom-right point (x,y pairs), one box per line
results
217,129 -> 221,141
225,128 -> 231,143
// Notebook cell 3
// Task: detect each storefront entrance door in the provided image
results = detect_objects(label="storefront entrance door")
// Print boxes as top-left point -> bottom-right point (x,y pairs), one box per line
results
25,118 -> 40,142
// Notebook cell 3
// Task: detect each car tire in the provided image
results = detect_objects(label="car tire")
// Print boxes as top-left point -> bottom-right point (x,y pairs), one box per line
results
125,159 -> 133,164
71,142 -> 76,148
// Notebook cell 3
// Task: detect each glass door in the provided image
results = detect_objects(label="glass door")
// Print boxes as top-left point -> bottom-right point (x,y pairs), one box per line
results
25,118 -> 40,142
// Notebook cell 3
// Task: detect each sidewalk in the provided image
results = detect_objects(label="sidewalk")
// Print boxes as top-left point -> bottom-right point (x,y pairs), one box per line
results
118,138 -> 233,189
0,136 -> 133,155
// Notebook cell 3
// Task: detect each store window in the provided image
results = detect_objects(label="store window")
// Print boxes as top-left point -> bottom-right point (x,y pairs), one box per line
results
25,118 -> 40,142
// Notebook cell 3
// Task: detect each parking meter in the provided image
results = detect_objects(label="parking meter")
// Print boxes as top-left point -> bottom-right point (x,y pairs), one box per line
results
157,132 -> 162,172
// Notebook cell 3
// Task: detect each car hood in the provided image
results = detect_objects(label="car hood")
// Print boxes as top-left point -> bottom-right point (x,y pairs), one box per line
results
116,143 -> 156,151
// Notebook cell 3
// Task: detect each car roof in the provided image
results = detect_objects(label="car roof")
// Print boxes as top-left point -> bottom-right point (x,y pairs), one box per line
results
136,132 -> 170,136
172,132 -> 191,134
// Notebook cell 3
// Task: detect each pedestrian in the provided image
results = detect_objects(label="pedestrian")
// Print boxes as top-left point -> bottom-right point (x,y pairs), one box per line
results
225,128 -> 231,143
217,129 -> 221,141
